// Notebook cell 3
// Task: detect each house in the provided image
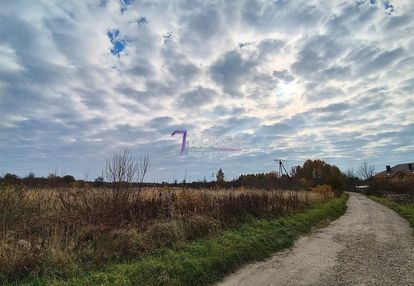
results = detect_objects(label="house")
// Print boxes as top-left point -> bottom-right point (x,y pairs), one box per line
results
375,163 -> 414,183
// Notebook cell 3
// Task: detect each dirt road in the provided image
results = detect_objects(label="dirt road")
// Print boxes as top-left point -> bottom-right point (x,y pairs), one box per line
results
216,193 -> 414,286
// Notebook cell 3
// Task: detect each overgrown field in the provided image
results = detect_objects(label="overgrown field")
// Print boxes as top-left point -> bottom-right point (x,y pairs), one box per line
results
0,185 -> 335,284
369,195 -> 414,228
17,193 -> 348,286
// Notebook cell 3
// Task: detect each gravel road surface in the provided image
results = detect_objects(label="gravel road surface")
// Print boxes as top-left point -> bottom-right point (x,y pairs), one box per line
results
216,193 -> 414,286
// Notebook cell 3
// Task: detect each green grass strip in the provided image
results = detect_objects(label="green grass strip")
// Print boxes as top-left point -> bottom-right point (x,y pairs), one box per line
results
369,196 -> 414,228
13,194 -> 348,286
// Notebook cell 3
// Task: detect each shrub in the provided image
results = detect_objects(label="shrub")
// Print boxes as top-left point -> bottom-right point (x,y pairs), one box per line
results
144,220 -> 186,249
311,184 -> 333,198
109,229 -> 145,258
38,245 -> 79,279
0,236 -> 78,280
75,228 -> 145,265
0,186 -> 43,235
183,215 -> 220,240
0,237 -> 39,279
368,179 -> 414,195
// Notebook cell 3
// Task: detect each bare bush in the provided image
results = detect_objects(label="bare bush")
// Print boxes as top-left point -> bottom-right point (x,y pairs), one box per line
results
138,155 -> 150,185
105,149 -> 150,201
357,161 -> 376,181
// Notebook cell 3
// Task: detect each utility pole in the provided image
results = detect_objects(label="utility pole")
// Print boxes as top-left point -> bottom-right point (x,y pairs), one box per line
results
274,159 -> 290,177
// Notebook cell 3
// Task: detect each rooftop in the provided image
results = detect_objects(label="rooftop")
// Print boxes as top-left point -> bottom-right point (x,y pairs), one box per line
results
376,163 -> 414,177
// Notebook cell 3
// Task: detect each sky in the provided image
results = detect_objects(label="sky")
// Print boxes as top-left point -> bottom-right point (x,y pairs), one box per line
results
0,0 -> 413,182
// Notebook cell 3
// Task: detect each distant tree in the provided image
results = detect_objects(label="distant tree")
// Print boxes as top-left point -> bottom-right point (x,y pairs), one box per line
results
95,176 -> 104,183
357,162 -> 375,181
216,169 -> 225,185
94,176 -> 104,187
290,166 -> 298,177
2,173 -> 19,185
26,172 -> 35,179
62,175 -> 75,184
295,159 -> 326,185
137,155 -> 150,185
343,169 -> 363,190
293,159 -> 345,191
22,172 -> 37,187
47,173 -> 61,184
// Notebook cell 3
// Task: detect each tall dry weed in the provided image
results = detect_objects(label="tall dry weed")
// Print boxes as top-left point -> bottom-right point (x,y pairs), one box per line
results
0,185 -> 328,281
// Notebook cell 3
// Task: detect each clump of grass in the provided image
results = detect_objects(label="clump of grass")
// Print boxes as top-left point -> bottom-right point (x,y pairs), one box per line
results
72,228 -> 146,268
0,185 -> 331,282
144,220 -> 186,249
0,234 -> 79,280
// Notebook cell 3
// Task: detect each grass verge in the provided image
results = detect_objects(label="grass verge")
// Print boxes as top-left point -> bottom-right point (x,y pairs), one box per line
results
369,196 -> 414,227
12,194 -> 348,286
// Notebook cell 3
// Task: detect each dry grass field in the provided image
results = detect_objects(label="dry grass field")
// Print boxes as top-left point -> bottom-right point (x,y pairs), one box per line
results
0,185 -> 329,281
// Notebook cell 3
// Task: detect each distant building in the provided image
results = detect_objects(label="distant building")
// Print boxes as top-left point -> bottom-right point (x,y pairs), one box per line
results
375,163 -> 414,183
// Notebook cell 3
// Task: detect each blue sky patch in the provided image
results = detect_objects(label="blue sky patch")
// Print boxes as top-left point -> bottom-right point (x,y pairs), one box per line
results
107,29 -> 125,57
107,29 -> 119,42
137,16 -> 147,26
120,0 -> 134,13
366,0 -> 395,13
383,1 -> 394,13
111,41 -> 125,56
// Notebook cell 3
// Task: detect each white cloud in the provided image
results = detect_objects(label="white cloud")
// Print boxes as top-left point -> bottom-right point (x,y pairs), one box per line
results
0,0 -> 413,180
0,44 -> 25,73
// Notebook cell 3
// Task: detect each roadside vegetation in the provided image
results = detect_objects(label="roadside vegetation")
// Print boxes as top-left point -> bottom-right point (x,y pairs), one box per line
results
4,192 -> 347,286
0,186 -> 335,284
0,152 -> 351,285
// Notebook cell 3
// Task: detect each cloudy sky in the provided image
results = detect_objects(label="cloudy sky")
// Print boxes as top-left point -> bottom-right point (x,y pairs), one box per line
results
0,0 -> 413,182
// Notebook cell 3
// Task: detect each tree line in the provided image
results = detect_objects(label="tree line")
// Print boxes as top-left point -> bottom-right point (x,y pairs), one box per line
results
1,158 -> 365,192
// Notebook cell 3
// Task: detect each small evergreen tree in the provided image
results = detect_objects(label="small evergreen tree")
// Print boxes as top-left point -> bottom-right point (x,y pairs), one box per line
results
216,169 -> 225,185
